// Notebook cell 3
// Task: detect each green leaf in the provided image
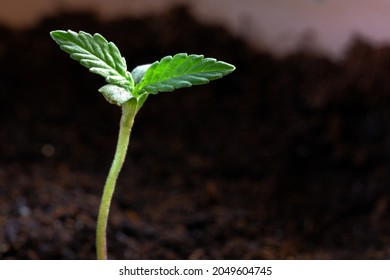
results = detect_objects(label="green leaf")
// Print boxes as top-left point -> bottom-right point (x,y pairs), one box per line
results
50,30 -> 134,90
134,53 -> 235,95
131,64 -> 152,84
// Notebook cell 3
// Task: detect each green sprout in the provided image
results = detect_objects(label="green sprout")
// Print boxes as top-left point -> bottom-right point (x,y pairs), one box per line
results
50,30 -> 235,260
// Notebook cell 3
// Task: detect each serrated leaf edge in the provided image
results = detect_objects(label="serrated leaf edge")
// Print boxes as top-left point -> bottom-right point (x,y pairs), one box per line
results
51,30 -> 134,90
134,53 -> 235,95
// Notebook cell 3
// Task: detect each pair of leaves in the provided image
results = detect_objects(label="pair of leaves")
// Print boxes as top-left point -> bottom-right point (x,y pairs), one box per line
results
50,30 -> 235,106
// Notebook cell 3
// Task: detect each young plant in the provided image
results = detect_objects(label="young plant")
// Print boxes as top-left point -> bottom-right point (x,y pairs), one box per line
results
50,30 -> 235,260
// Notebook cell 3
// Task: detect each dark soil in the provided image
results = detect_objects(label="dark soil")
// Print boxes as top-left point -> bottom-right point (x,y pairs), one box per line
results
0,7 -> 389,259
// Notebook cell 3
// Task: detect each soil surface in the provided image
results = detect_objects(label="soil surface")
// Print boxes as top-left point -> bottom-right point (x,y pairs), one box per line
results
0,7 -> 389,259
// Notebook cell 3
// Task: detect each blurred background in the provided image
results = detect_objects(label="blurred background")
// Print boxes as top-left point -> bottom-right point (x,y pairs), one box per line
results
1,0 -> 390,58
0,0 -> 389,259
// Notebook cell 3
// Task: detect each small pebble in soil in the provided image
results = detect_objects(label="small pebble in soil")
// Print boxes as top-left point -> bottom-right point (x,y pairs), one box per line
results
41,143 -> 55,158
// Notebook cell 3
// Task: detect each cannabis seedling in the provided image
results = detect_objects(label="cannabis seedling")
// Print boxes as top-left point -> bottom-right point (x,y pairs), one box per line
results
50,30 -> 235,259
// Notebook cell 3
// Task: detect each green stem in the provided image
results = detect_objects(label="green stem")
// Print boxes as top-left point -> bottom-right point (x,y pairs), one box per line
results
96,99 -> 138,260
